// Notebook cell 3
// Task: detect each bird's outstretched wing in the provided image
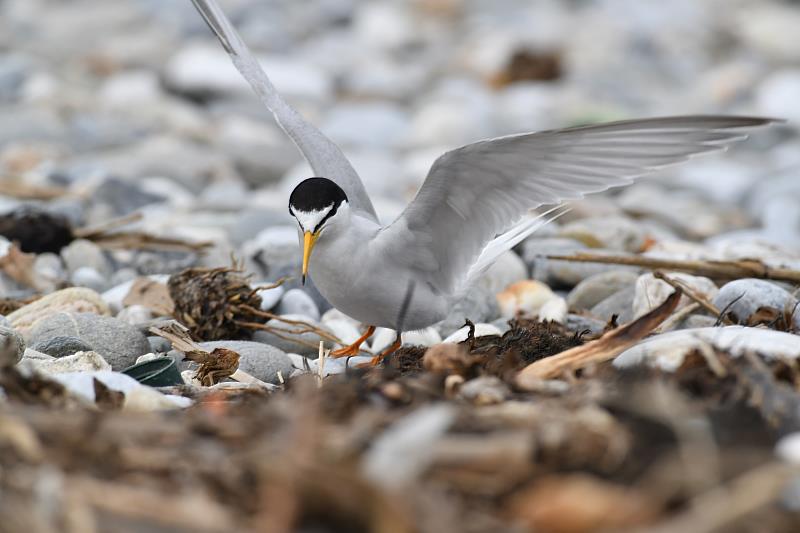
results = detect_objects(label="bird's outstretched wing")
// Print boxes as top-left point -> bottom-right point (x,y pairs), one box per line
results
377,116 -> 779,294
189,0 -> 379,221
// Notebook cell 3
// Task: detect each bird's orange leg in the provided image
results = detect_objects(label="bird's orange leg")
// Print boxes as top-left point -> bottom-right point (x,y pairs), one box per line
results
367,332 -> 402,366
330,325 -> 376,358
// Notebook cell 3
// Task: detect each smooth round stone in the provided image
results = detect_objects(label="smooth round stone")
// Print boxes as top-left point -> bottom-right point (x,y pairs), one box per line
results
757,69 -> 800,125
61,239 -> 111,277
32,335 -> 92,359
323,318 -> 363,346
433,283 -> 500,338
776,433 -> 800,466
116,304 -> 154,325
443,323 -> 503,344
110,268 -> 139,286
0,326 -> 25,367
166,44 -> 332,101
614,326 -> 800,372
256,284 -> 285,312
590,286 -> 635,323
538,296 -> 568,324
712,278 -> 799,328
71,266 -> 108,292
565,314 -> 606,335
321,102 -> 410,149
633,272 -> 718,320
567,270 -> 640,311
275,289 -> 320,322
28,312 -> 152,370
477,250 -> 528,294
558,216 -> 646,252
242,226 -> 299,282
93,177 -> 166,216
32,253 -> 67,293
184,340 -> 294,385
679,315 -> 718,330
99,70 -> 161,106
7,287 -> 110,336
354,2 -> 417,51
230,208 -> 293,246
218,116 -> 300,187
147,336 -> 172,354
321,308 -> 361,329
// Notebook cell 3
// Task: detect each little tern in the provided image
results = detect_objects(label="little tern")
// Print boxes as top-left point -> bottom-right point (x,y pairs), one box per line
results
191,0 -> 780,364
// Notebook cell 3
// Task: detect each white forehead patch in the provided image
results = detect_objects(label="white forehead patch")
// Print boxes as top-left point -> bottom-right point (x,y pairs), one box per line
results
291,204 -> 334,232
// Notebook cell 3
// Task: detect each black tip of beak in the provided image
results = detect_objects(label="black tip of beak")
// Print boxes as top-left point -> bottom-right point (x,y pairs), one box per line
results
301,274 -> 306,285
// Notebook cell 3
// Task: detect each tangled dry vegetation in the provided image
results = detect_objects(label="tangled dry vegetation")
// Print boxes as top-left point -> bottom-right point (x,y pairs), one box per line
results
2,286 -> 800,533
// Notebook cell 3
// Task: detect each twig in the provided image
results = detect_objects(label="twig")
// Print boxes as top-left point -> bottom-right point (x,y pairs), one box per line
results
652,270 -> 732,323
546,253 -> 800,283
516,289 -> 681,384
74,212 -> 144,238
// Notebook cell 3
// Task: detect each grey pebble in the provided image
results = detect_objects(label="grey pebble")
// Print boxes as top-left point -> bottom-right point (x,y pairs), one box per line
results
590,286 -> 635,323
61,239 -> 111,277
713,278 -> 800,328
256,284 -> 285,312
275,288 -> 320,322
565,314 -> 607,335
147,335 -> 173,354
70,266 -> 108,292
567,270 -> 640,311
28,312 -> 152,370
0,326 -> 25,367
433,283 -> 500,338
32,336 -> 93,359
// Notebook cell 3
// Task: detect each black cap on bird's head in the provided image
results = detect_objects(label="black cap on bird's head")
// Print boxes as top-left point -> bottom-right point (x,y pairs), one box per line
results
288,177 -> 348,285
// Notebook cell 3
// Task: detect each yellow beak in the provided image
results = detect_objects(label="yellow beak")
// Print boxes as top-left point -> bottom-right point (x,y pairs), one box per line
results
301,230 -> 319,285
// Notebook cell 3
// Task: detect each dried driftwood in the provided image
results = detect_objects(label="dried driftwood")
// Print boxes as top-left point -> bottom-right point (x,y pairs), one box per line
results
516,289 -> 681,385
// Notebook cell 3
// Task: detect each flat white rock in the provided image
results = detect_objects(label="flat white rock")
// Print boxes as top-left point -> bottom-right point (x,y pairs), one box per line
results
443,323 -> 503,344
614,326 -> 800,372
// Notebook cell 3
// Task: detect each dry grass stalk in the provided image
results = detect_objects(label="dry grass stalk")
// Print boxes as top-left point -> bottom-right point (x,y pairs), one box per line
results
547,253 -> 800,283
516,289 -> 681,384
652,270 -> 731,322
76,212 -> 212,253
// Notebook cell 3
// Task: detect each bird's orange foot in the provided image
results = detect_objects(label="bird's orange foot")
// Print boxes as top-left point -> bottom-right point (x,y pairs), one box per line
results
329,325 -> 376,359
360,335 -> 402,367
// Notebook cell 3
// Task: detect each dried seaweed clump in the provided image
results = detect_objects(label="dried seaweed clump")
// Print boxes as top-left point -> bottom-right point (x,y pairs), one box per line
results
0,206 -> 74,253
168,265 -> 263,341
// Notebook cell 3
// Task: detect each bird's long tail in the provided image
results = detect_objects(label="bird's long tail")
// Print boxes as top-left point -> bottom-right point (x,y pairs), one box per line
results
458,205 -> 570,296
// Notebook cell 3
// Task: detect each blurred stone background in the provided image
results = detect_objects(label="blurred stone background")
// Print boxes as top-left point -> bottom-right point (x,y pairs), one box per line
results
0,0 -> 798,297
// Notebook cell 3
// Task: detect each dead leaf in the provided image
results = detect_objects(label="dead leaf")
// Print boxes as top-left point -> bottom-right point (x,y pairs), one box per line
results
0,243 -> 38,289
123,277 -> 175,316
150,322 -> 240,386
185,348 -> 240,386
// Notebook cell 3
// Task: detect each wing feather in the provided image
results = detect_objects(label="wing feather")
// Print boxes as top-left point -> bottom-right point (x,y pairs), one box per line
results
377,115 -> 780,294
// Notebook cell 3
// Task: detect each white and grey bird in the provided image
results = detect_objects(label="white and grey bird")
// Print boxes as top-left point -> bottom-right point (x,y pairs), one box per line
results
191,0 -> 780,364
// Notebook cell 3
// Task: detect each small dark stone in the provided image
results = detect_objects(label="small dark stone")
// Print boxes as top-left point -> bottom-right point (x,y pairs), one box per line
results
32,336 -> 93,359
